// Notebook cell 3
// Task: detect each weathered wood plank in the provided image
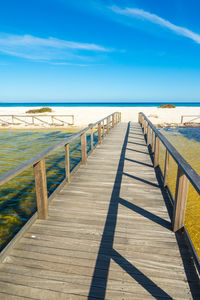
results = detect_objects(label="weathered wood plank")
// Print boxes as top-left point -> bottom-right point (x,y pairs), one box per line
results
33,159 -> 48,219
81,133 -> 87,165
173,166 -> 189,232
0,122 -> 198,300
65,143 -> 70,183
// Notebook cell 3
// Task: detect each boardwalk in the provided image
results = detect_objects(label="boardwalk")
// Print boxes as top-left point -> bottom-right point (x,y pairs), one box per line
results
0,122 -> 199,299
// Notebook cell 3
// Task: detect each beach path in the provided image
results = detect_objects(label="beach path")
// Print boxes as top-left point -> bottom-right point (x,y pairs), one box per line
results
0,122 -> 199,299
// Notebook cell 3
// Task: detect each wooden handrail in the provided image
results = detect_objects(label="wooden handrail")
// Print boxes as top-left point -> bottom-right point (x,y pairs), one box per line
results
139,113 -> 200,195
0,112 -> 120,221
0,113 -> 119,186
138,112 -> 200,269
181,115 -> 200,123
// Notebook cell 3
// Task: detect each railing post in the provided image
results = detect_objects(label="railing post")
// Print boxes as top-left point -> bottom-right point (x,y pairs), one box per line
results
91,127 -> 94,150
147,126 -> 151,145
151,130 -> 155,153
154,136 -> 159,167
33,159 -> 48,219
164,150 -> 169,187
102,121 -> 105,137
81,132 -> 87,164
98,122 -> 102,144
173,166 -> 189,232
112,114 -> 114,128
141,117 -> 144,129
145,121 -> 148,136
65,143 -> 70,183
107,117 -> 109,133
138,113 -> 141,124
119,112 -> 121,122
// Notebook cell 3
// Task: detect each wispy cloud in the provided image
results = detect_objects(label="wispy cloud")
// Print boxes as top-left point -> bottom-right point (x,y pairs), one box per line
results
110,6 -> 200,44
0,33 -> 111,62
50,62 -> 89,67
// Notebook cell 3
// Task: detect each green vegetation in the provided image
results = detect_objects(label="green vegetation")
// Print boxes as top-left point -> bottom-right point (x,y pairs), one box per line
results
0,129 -> 96,250
26,107 -> 52,114
158,104 -> 176,108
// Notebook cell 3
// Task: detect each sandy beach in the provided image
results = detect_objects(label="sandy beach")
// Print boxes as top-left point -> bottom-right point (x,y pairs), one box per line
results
0,106 -> 200,128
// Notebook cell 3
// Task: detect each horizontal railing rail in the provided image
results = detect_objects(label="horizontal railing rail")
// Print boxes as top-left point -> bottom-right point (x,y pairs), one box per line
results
0,114 -> 75,126
0,112 -> 121,220
138,112 -> 200,269
181,115 -> 200,124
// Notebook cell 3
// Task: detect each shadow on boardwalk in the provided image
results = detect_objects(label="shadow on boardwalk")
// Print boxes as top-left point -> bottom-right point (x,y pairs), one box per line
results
88,122 -> 175,299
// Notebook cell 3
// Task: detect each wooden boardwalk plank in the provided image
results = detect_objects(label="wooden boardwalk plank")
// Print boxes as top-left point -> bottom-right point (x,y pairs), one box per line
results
0,122 -> 199,299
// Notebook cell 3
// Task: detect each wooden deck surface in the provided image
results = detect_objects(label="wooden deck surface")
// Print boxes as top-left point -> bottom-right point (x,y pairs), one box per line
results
0,122 -> 199,299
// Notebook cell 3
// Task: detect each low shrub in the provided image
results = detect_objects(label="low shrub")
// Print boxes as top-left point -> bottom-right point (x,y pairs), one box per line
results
158,104 -> 176,108
26,107 -> 52,114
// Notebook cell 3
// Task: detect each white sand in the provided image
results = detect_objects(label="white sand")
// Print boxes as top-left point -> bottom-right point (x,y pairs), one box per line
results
0,106 -> 200,127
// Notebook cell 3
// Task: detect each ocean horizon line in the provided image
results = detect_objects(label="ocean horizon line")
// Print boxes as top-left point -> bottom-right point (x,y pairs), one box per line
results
0,102 -> 200,107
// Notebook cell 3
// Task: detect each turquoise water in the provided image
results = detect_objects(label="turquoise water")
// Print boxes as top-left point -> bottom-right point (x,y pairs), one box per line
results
163,127 -> 200,143
0,102 -> 200,107
0,129 -> 98,251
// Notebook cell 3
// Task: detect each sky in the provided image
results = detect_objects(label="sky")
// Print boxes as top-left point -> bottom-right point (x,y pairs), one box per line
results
0,0 -> 200,103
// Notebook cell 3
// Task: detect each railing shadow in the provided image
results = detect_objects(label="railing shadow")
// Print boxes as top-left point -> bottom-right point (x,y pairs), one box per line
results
126,148 -> 149,155
125,157 -> 153,168
123,172 -> 159,188
128,141 -> 147,147
119,198 -> 171,230
88,122 -> 173,299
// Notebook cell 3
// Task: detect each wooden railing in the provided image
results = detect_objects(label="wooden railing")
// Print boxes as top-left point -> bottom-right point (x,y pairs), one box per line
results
0,114 -> 74,126
138,112 -> 200,268
181,115 -> 200,124
0,112 -> 121,220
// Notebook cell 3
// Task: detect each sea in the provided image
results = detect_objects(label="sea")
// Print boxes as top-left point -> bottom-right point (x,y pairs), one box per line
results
0,102 -> 200,107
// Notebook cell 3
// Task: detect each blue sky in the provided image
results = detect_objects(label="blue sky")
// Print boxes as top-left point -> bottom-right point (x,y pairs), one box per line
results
0,0 -> 200,102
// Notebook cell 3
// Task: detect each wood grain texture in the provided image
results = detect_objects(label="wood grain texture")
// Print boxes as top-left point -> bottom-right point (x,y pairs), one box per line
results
112,114 -> 114,128
65,143 -> 70,183
91,127 -> 94,151
106,117 -> 109,133
154,136 -> 160,168
81,133 -> 87,165
98,122 -> 102,144
164,149 -> 169,187
33,159 -> 48,219
173,167 -> 189,232
0,122 -> 199,300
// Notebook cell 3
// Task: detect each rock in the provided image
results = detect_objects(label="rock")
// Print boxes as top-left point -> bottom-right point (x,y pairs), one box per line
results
148,114 -> 158,118
183,122 -> 200,127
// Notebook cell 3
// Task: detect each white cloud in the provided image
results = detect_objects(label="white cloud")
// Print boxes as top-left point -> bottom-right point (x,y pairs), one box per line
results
110,6 -> 200,44
0,33 -> 111,61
